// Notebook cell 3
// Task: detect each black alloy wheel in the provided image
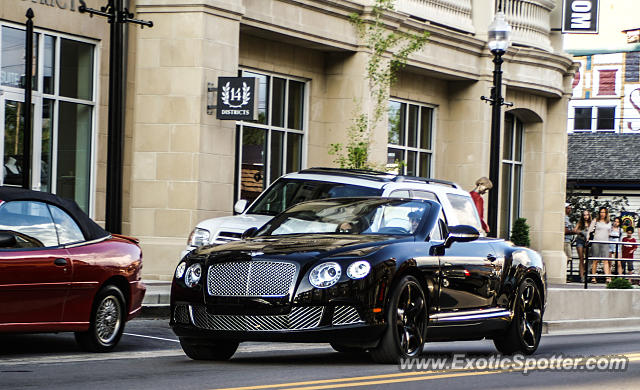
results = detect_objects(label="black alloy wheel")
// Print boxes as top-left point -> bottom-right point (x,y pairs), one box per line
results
494,277 -> 543,355
179,338 -> 239,361
370,275 -> 427,363
75,285 -> 126,352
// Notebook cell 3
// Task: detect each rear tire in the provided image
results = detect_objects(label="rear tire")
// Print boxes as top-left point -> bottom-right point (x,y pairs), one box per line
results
75,285 -> 126,352
370,275 -> 427,364
493,277 -> 543,355
179,338 -> 239,361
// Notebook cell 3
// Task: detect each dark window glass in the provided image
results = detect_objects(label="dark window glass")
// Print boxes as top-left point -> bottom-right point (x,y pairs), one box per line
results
56,102 -> 92,213
420,107 -> 432,149
287,80 -> 304,130
407,105 -> 418,148
1,27 -> 38,90
0,201 -> 58,247
574,107 -> 592,130
243,71 -> 269,124
59,39 -> 93,100
270,130 -> 284,182
49,204 -> 84,244
500,163 -> 512,239
239,127 -> 266,204
597,107 -> 615,130
41,99 -> 54,192
388,101 -> 405,145
3,100 -> 25,186
503,113 -> 513,160
514,120 -> 523,161
271,77 -> 286,127
43,35 -> 55,94
387,148 -> 404,174
406,150 -> 417,176
419,152 -> 431,178
286,133 -> 302,173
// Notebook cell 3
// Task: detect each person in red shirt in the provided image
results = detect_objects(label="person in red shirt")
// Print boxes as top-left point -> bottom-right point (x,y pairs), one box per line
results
621,226 -> 636,275
470,177 -> 492,234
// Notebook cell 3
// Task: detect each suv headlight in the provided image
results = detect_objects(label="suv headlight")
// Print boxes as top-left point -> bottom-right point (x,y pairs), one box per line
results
309,262 -> 342,288
347,261 -> 371,279
184,263 -> 202,288
188,228 -> 210,247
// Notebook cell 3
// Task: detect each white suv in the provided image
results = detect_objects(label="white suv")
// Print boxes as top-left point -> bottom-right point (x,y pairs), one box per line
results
181,168 -> 484,258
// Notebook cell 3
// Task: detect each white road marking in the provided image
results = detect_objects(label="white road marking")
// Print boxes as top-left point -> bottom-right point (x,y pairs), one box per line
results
123,332 -> 179,343
0,349 -> 185,366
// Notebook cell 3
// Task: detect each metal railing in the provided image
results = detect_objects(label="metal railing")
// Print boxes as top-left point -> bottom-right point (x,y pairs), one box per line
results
578,240 -> 640,289
395,0 -> 474,33
500,0 -> 555,51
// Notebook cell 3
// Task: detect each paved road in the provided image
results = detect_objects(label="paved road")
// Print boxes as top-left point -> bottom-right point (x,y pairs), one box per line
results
1,319 -> 639,390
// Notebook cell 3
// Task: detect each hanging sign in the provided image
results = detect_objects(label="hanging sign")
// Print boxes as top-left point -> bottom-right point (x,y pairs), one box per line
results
216,77 -> 258,121
562,0 -> 599,34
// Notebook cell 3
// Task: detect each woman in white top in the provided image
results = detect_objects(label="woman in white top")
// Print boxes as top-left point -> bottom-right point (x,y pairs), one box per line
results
609,217 -> 622,274
588,207 -> 612,283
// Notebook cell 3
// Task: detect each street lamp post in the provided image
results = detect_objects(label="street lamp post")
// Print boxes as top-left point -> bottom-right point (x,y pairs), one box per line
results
481,11 -> 512,237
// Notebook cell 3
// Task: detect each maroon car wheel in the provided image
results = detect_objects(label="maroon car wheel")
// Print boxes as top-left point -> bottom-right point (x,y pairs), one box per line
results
75,285 -> 126,352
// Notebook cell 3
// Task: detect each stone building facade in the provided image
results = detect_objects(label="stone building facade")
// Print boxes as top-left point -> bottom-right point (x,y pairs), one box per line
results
1,0 -> 574,283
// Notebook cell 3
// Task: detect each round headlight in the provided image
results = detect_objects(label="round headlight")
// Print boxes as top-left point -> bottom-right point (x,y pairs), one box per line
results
184,263 -> 202,288
347,261 -> 371,279
175,262 -> 186,279
309,262 -> 342,288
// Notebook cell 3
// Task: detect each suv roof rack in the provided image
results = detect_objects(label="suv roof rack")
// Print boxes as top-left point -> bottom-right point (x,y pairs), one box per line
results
299,167 -> 394,182
392,176 -> 460,189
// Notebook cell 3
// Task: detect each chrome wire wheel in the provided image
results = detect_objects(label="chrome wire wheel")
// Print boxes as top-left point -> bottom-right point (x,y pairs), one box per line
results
395,282 -> 426,356
95,295 -> 122,345
518,281 -> 542,350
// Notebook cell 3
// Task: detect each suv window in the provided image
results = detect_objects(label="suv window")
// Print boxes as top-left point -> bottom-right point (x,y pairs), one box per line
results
0,201 -> 59,248
446,194 -> 483,232
247,179 -> 384,216
412,190 -> 437,201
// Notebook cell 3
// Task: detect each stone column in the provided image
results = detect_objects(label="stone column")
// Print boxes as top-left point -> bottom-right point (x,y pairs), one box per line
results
130,0 -> 244,279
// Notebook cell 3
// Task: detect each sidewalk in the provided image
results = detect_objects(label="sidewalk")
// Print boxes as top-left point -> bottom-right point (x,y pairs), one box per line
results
140,280 -> 640,335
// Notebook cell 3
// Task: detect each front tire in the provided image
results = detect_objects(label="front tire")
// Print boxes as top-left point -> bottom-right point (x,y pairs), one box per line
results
75,285 -> 126,352
370,275 -> 427,363
494,277 -> 543,355
179,338 -> 239,361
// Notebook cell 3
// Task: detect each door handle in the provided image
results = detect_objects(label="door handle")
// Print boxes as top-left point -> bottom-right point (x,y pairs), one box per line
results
54,258 -> 68,266
487,254 -> 497,262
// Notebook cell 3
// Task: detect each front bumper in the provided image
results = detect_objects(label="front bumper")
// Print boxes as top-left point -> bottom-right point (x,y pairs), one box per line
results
170,303 -> 385,346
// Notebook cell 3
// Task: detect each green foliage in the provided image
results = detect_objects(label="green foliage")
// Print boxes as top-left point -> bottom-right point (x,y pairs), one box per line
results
606,277 -> 632,289
330,0 -> 429,169
566,191 -> 633,224
510,218 -> 530,247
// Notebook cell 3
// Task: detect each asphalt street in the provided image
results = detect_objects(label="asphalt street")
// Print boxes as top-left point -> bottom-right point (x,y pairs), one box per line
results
1,319 -> 640,390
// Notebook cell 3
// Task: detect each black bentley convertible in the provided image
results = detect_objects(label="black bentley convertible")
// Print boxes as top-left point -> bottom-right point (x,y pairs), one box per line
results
170,197 -> 545,363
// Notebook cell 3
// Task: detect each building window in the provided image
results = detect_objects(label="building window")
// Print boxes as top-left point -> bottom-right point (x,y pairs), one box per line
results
596,107 -> 616,130
387,99 -> 434,177
573,107 -> 592,130
0,25 -> 96,214
500,113 -> 523,239
236,70 -> 307,204
597,70 -> 617,96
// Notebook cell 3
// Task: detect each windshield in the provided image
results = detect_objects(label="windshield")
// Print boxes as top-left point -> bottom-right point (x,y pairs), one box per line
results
246,179 -> 384,216
256,198 -> 432,236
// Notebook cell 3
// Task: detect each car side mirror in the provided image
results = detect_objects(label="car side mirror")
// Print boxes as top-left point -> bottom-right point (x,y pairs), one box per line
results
0,232 -> 17,248
445,225 -> 480,248
234,199 -> 248,214
241,227 -> 257,239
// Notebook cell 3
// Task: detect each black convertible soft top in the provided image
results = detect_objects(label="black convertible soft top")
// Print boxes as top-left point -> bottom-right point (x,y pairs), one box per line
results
0,186 -> 109,241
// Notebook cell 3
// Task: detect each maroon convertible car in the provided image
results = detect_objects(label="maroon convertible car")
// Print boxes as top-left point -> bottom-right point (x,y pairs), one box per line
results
0,186 -> 145,352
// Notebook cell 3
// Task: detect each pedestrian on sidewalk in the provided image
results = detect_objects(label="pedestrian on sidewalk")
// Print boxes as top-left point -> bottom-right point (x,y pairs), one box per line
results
588,207 -> 612,283
573,209 -> 592,282
564,202 -> 574,259
609,216 -> 622,273
622,226 -> 637,275
470,177 -> 492,235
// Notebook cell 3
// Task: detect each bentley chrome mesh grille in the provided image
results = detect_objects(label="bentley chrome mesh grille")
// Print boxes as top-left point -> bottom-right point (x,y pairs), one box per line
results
332,305 -> 363,325
191,305 -> 323,331
173,304 -> 190,324
207,261 -> 297,297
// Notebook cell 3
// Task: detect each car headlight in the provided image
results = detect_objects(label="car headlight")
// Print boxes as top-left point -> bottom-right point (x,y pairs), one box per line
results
347,261 -> 371,279
184,263 -> 202,288
175,262 -> 186,279
309,262 -> 342,288
188,228 -> 210,247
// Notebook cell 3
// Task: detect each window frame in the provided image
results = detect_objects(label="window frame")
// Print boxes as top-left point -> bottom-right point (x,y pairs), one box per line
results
0,22 -> 99,217
500,112 -> 524,239
387,98 -> 435,178
234,68 -> 309,203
